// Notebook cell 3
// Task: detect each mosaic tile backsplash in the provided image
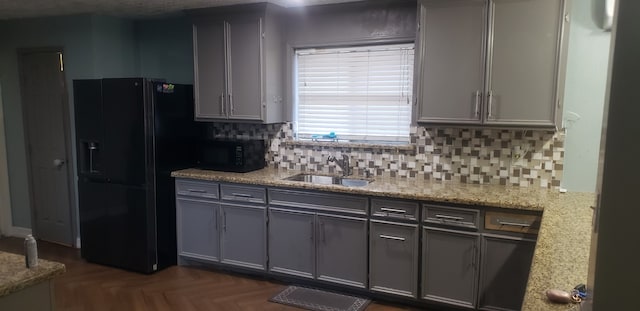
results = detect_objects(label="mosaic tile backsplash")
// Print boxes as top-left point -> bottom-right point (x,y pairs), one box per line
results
209,122 -> 564,188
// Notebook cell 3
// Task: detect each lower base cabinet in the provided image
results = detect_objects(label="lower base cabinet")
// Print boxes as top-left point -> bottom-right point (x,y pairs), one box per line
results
316,213 -> 367,288
268,208 -> 315,278
369,220 -> 419,298
267,208 -> 367,288
478,234 -> 536,311
422,227 -> 480,309
220,202 -> 266,270
176,198 -> 220,262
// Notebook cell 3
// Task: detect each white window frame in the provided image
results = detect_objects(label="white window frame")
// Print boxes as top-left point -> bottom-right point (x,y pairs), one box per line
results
293,42 -> 415,144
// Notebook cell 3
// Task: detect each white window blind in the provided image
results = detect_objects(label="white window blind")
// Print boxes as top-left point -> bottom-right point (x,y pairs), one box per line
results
295,43 -> 414,143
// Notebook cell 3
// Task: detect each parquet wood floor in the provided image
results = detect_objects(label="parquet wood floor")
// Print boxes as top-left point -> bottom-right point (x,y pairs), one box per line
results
0,237 -> 422,311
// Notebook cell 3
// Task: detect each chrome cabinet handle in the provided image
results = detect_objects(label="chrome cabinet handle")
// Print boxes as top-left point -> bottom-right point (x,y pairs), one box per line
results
187,189 -> 206,193
310,221 -> 314,240
229,93 -> 234,115
223,211 -> 227,231
487,90 -> 494,119
497,219 -> 532,227
220,93 -> 225,115
231,193 -> 252,198
474,90 -> 481,118
435,214 -> 464,221
472,244 -> 478,267
380,207 -> 406,214
379,234 -> 406,242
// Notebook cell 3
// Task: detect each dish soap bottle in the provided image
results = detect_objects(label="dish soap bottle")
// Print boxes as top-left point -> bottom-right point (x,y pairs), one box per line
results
24,234 -> 38,268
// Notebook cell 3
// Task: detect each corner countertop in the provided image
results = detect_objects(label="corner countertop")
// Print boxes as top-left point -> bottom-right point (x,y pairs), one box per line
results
0,251 -> 66,297
172,167 -> 595,311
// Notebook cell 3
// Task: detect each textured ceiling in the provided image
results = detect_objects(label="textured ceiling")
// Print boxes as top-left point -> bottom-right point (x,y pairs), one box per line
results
0,0 -> 364,20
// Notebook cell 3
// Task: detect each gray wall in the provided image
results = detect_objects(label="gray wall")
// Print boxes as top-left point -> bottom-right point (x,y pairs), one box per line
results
135,17 -> 195,84
561,0 -> 612,192
0,14 -> 195,230
0,15 -> 95,228
0,15 -> 139,228
284,0 -> 417,120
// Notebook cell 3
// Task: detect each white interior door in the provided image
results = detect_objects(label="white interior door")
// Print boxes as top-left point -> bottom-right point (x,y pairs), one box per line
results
19,49 -> 74,245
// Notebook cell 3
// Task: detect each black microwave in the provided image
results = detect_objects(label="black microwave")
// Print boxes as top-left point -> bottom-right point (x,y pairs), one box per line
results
196,139 -> 266,172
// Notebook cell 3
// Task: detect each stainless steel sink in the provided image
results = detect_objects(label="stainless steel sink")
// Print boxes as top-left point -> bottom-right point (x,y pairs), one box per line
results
283,173 -> 372,187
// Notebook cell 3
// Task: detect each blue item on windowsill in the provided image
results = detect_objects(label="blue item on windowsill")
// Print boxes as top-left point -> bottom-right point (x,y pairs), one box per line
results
311,132 -> 338,141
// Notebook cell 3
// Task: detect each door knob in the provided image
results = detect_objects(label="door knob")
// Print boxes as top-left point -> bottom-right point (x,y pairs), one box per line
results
53,159 -> 65,168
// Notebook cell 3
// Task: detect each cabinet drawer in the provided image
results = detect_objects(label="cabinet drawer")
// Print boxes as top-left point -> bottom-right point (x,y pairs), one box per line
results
485,211 -> 541,235
424,205 -> 479,229
268,189 -> 368,215
371,198 -> 419,221
220,184 -> 266,204
176,179 -> 219,199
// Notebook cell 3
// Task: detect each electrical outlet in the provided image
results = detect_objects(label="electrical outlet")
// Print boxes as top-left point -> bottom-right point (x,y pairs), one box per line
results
511,144 -> 529,167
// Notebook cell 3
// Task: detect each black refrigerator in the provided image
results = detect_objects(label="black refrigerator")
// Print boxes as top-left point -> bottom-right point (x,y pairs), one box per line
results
74,78 -> 203,273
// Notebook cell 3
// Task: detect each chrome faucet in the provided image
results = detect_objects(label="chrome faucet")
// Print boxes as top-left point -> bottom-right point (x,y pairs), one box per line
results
327,154 -> 351,176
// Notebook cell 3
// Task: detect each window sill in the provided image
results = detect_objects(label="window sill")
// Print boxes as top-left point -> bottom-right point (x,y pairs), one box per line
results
282,139 -> 415,153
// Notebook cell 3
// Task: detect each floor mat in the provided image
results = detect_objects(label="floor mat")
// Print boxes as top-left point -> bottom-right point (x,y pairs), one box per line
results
269,285 -> 371,311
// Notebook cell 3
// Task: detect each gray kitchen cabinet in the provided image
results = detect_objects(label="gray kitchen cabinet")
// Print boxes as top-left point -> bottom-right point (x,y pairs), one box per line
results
175,179 -> 220,264
192,19 -> 226,119
486,0 -> 566,126
267,188 -> 368,288
416,0 -> 569,127
416,0 -> 486,124
176,198 -> 220,262
268,207 -> 315,279
422,226 -> 480,309
220,202 -> 267,270
370,220 -> 419,298
478,233 -> 536,311
316,213 -> 367,288
191,4 -> 285,123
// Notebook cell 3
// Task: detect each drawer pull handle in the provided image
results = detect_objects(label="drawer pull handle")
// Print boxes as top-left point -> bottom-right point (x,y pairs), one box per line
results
379,234 -> 406,242
497,220 -> 532,227
231,193 -> 252,198
435,214 -> 464,221
380,207 -> 407,214
187,189 -> 206,193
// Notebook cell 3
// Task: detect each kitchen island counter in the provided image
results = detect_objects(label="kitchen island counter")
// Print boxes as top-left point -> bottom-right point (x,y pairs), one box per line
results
0,250 -> 65,311
172,167 -> 595,311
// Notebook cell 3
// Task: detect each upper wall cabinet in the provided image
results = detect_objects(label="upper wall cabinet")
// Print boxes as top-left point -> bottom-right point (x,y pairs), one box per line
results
415,0 -> 569,128
191,4 -> 285,123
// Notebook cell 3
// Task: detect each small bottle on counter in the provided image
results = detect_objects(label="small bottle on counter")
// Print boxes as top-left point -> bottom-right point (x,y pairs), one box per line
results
24,234 -> 38,268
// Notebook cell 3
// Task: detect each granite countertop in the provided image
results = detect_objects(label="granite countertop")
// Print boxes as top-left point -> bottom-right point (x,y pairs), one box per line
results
172,167 -> 596,311
172,167 -> 570,212
0,251 -> 66,298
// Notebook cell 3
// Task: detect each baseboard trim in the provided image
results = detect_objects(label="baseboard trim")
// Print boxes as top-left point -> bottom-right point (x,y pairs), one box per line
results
9,226 -> 32,238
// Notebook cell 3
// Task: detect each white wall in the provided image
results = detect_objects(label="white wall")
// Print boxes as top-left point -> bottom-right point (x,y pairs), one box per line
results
561,0 -> 612,192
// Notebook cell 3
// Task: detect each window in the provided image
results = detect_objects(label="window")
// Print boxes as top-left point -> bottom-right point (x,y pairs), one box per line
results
294,43 -> 414,143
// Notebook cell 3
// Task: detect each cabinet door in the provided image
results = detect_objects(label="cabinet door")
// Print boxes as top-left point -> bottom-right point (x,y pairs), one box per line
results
268,208 -> 315,279
220,203 -> 266,270
193,19 -> 227,120
422,227 -> 480,308
416,0 -> 487,124
316,214 -> 367,288
370,220 -> 419,298
227,15 -> 263,121
486,0 -> 564,126
478,234 -> 536,311
176,198 -> 219,262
